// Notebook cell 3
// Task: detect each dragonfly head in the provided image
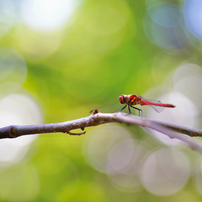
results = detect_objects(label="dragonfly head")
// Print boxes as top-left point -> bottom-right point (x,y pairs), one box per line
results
119,95 -> 129,104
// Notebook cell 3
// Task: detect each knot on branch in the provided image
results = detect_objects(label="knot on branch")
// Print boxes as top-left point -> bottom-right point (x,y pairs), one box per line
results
9,126 -> 18,138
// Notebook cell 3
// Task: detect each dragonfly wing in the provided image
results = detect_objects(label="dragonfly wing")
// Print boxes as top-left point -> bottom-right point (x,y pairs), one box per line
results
149,104 -> 164,113
141,98 -> 165,113
90,100 -> 122,113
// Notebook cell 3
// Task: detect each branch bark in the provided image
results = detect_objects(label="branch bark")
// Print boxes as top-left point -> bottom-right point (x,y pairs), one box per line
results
0,112 -> 202,152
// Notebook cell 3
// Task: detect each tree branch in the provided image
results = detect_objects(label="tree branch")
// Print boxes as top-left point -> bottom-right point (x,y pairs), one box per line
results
0,112 -> 202,152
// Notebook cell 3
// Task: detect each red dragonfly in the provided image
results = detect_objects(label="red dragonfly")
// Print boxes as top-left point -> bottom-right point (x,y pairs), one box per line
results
118,94 -> 175,117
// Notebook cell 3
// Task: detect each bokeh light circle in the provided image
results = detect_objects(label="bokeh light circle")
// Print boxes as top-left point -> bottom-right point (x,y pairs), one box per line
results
144,3 -> 186,50
0,48 -> 27,86
0,0 -> 19,39
141,148 -> 190,196
83,124 -> 134,174
173,63 -> 202,111
0,92 -> 43,168
83,124 -> 149,192
21,0 -> 80,32
193,157 -> 202,194
184,0 -> 202,40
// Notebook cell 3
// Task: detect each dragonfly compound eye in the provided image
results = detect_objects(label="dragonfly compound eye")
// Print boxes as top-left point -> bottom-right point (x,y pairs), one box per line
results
119,95 -> 125,104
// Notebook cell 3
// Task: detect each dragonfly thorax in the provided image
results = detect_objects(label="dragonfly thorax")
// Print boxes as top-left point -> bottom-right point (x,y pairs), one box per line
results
119,94 -> 142,106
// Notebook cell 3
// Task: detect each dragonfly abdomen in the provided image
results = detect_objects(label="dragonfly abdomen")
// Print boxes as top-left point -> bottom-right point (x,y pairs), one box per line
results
141,101 -> 175,108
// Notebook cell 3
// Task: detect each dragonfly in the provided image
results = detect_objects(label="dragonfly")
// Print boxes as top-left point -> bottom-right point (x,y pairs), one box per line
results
118,94 -> 175,117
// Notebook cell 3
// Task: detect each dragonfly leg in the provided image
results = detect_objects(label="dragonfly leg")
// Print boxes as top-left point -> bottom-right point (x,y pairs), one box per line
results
130,106 -> 143,117
128,106 -> 132,114
118,105 -> 127,112
125,106 -> 132,116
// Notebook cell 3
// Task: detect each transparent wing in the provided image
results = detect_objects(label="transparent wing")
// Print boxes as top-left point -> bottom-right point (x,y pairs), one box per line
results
139,96 -> 165,113
90,100 -> 123,113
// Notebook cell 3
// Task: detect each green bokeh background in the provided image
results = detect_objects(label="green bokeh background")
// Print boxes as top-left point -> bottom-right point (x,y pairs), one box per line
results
1,0 -> 202,201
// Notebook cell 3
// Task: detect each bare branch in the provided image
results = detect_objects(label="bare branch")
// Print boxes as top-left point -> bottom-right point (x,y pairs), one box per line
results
144,121 -> 202,153
0,112 -> 202,152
